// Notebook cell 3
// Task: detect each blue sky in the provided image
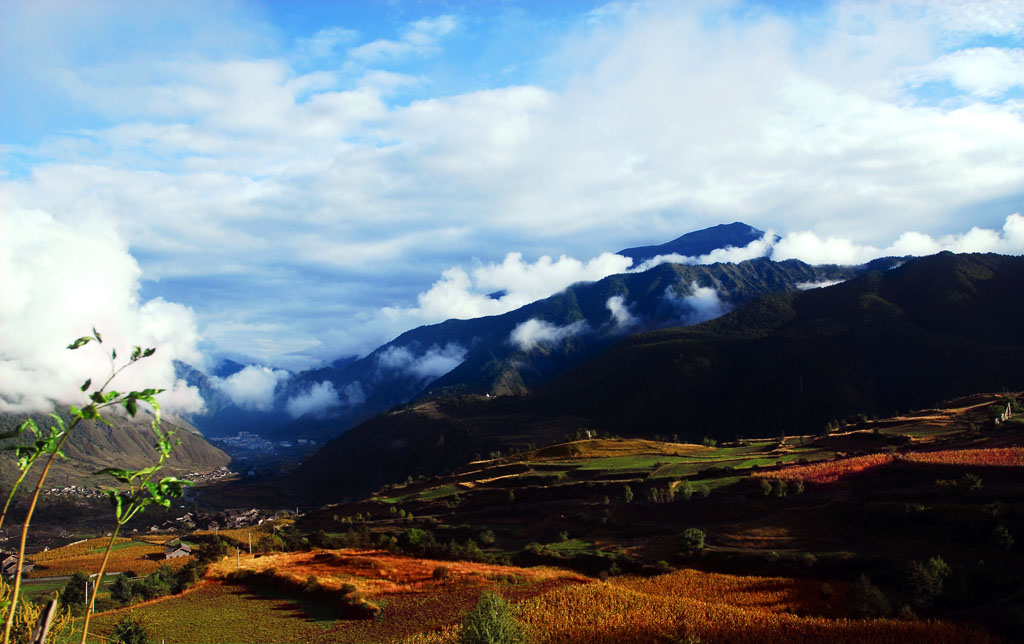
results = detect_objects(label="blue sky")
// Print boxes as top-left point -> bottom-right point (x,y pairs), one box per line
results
2,0 -> 1024,412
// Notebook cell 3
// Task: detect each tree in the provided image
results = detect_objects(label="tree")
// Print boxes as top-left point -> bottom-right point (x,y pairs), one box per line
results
60,571 -> 89,611
623,484 -> 634,504
682,528 -> 705,554
849,574 -> 890,618
905,557 -> 951,609
992,524 -> 1014,551
457,591 -> 530,644
110,573 -> 136,604
111,615 -> 152,644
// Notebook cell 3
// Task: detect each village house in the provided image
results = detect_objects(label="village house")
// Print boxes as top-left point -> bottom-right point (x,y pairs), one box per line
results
164,541 -> 192,559
0,553 -> 34,577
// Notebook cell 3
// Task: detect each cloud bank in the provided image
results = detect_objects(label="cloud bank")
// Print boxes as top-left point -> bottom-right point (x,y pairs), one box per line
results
0,208 -> 205,414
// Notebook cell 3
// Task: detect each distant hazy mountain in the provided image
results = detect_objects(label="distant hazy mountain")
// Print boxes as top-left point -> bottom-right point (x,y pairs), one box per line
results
617,222 -> 769,264
290,252 -> 1024,502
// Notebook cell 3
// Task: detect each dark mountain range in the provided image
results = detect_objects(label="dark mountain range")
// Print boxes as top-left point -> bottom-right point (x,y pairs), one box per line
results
260,256 -> 859,441
290,252 -> 1024,502
617,222 -> 769,264
182,222 -> 794,440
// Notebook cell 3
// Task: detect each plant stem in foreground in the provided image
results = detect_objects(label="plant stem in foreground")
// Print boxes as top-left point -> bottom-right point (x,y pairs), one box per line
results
2,418 -> 79,644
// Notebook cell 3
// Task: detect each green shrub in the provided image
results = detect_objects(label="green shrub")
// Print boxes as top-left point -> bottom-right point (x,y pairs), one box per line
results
850,574 -> 890,618
457,591 -> 530,644
681,528 -> 705,553
111,614 -> 152,644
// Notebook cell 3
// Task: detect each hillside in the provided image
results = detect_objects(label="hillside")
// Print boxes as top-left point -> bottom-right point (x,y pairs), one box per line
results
72,395 -> 1022,642
291,252 -> 1024,501
284,394 -> 1024,640
0,409 -> 230,493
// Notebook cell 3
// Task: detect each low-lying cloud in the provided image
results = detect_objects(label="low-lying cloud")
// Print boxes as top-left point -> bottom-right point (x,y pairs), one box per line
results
509,318 -> 588,351
795,279 -> 846,290
286,380 -> 343,419
632,232 -> 778,272
665,282 -> 731,325
377,343 -> 467,381
605,295 -> 638,331
210,364 -> 289,411
0,208 -> 205,414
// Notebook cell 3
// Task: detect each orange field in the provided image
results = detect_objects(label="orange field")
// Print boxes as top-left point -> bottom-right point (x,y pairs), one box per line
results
753,453 -> 894,484
905,446 -> 1024,467
754,446 -> 1024,485
207,548 -> 587,596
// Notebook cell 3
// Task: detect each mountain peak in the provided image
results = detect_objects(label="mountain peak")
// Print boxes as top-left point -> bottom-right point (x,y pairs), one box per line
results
618,222 -> 766,264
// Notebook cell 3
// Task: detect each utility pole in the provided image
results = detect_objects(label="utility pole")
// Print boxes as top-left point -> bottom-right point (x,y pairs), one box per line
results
236,548 -> 240,569
248,531 -> 252,555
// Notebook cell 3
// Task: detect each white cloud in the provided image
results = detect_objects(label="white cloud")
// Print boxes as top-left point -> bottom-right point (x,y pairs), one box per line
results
909,47 -> 1024,97
605,295 -> 637,331
509,319 -> 588,351
773,213 -> 1024,264
348,14 -> 458,63
0,208 -> 205,414
631,232 -> 778,272
295,27 -> 358,60
210,364 -> 289,411
3,2 -> 1024,369
630,214 -> 1024,268
380,251 -> 634,326
376,343 -> 467,380
285,381 -> 340,419
796,279 -> 847,290
664,283 -> 731,325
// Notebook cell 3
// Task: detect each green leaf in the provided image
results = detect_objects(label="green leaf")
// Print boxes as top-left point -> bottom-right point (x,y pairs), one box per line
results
104,390 -> 121,402
92,327 -> 102,343
67,337 -> 92,350
143,348 -> 156,358
111,348 -> 117,360
131,346 -> 142,361
124,398 -> 138,417
0,418 -> 35,441
90,391 -> 105,404
80,378 -> 92,392
95,468 -> 133,483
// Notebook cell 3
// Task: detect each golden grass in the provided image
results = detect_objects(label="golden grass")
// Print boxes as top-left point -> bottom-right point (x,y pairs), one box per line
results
527,438 -> 713,461
397,567 -> 995,644
28,537 -> 187,577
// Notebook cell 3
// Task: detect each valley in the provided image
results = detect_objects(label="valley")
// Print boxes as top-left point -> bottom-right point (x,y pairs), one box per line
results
11,392 -> 1022,642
